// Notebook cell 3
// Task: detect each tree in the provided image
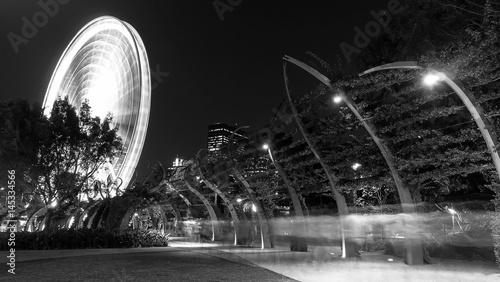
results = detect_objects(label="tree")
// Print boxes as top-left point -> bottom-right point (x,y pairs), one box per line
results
334,0 -> 500,264
0,99 -> 48,220
29,96 -> 123,230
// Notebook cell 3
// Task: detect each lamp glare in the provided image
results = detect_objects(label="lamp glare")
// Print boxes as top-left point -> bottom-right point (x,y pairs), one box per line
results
423,73 -> 441,86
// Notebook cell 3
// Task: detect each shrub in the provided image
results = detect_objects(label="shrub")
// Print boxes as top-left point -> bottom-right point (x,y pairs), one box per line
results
0,228 -> 169,250
126,229 -> 170,247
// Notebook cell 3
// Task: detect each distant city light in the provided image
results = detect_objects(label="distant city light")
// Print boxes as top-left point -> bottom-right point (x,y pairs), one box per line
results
236,198 -> 242,203
50,201 -> 58,208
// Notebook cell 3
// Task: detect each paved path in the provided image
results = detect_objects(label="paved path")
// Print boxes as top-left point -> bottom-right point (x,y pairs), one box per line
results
1,246 -> 296,282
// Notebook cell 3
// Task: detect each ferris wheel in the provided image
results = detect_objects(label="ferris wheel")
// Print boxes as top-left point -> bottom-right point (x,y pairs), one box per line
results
42,16 -> 151,194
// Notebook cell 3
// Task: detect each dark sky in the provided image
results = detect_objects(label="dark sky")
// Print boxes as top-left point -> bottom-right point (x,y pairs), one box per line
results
0,0 -> 393,175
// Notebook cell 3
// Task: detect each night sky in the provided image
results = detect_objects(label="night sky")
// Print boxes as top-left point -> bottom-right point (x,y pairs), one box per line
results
0,0 -> 394,175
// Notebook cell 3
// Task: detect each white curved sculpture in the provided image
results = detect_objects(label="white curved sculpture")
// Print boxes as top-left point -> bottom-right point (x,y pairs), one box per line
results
43,16 -> 151,193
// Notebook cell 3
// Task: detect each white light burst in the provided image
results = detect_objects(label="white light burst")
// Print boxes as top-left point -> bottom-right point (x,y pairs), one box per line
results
43,16 -> 151,194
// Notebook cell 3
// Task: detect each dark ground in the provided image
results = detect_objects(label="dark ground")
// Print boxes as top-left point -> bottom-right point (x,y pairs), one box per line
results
0,248 -> 298,282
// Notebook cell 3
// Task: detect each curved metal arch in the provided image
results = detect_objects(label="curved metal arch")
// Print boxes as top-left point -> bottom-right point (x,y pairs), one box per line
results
196,149 -> 241,244
282,56 -> 353,257
183,180 -> 222,241
175,161 -> 222,241
283,55 -> 423,264
361,61 -> 500,183
25,207 -> 48,232
77,201 -> 102,229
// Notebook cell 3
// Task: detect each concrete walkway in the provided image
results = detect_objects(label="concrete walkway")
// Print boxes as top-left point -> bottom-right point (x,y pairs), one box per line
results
170,241 -> 500,282
4,240 -> 500,282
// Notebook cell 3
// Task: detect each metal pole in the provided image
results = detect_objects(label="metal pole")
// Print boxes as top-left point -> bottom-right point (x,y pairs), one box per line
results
283,55 -> 423,264
361,61 -> 500,182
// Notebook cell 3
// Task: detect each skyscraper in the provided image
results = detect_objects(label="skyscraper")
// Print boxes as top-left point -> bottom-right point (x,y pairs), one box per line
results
207,123 -> 247,159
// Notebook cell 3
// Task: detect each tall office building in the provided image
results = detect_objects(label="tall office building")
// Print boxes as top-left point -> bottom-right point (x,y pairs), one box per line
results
207,123 -> 248,158
172,156 -> 186,167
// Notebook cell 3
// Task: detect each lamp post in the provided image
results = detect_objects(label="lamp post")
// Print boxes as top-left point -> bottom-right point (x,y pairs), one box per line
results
263,143 -> 308,251
360,61 -> 500,182
283,55 -> 423,264
195,148 -> 241,245
227,126 -> 273,248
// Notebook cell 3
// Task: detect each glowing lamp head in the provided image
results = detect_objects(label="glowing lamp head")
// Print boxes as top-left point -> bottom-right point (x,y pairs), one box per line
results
252,204 -> 257,212
50,201 -> 58,208
262,144 -> 269,150
333,96 -> 343,104
423,73 -> 442,86
352,163 -> 362,170
236,198 -> 242,203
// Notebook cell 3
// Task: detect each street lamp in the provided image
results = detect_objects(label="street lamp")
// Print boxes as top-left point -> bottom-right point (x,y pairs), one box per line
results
284,55 -> 422,263
352,163 -> 362,170
361,61 -> 500,183
262,143 -> 275,163
422,73 -> 442,86
445,206 -> 462,232
333,96 -> 343,104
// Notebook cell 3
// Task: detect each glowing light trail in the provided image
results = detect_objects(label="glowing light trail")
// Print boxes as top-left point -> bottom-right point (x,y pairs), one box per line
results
43,16 -> 151,194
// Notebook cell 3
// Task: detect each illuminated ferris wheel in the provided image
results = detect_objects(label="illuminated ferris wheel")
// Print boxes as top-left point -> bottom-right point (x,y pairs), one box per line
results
43,16 -> 151,194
